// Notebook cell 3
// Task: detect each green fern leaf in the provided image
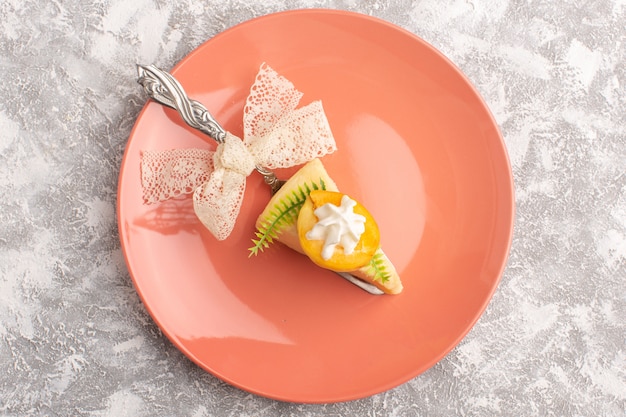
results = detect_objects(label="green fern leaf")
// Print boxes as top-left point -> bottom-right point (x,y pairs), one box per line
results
248,179 -> 326,256
366,251 -> 390,283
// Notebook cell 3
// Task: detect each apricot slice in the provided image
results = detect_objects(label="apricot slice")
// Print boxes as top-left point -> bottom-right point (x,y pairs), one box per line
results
297,190 -> 380,272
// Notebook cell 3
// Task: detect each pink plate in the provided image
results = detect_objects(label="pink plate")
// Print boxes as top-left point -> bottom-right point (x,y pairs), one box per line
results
117,9 -> 514,403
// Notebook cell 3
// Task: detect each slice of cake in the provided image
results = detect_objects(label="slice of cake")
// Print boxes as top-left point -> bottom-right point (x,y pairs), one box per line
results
250,158 -> 403,294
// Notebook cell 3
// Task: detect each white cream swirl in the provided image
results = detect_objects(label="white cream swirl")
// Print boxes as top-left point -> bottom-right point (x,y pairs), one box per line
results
305,195 -> 366,260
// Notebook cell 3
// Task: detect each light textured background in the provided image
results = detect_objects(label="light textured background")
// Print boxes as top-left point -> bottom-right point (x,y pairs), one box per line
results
1,0 -> 624,416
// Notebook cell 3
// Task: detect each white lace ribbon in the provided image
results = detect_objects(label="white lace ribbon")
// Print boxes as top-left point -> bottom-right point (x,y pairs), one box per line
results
140,63 -> 337,240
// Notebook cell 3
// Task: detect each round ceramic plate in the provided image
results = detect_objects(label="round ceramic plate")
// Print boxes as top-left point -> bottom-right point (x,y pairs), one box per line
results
118,9 -> 514,403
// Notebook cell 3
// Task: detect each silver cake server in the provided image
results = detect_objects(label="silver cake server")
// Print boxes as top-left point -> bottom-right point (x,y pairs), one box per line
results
136,64 -> 384,295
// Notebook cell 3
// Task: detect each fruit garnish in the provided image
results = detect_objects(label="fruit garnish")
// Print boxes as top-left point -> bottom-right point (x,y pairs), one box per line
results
297,190 -> 380,272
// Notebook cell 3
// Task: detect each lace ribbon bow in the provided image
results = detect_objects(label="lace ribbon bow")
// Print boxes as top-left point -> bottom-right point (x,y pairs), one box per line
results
140,63 -> 337,240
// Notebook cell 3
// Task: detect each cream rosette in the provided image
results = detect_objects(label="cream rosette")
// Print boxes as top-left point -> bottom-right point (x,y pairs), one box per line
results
140,63 -> 337,240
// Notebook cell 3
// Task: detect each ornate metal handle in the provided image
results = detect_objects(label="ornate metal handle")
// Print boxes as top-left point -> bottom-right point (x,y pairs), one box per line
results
136,64 -> 227,143
136,64 -> 283,193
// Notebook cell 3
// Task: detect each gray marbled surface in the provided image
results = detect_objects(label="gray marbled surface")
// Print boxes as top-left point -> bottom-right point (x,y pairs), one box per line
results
1,0 -> 624,416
